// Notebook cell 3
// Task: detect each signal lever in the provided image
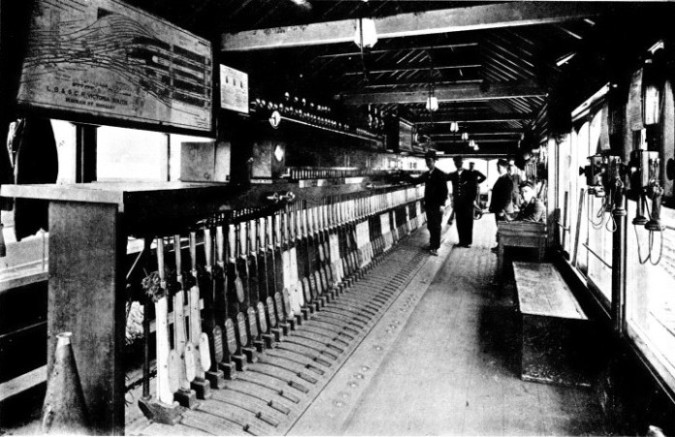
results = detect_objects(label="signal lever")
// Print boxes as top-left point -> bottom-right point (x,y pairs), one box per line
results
264,191 -> 296,204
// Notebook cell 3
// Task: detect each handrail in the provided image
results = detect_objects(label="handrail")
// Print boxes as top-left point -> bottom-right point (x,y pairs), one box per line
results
581,242 -> 612,269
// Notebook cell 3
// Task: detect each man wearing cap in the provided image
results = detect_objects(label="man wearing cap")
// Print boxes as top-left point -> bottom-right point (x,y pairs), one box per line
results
449,156 -> 486,248
489,159 -> 514,252
508,158 -> 523,209
418,150 -> 449,256
511,181 -> 545,222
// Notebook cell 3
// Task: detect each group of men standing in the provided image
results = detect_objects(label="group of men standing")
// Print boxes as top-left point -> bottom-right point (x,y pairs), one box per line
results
418,150 -> 544,256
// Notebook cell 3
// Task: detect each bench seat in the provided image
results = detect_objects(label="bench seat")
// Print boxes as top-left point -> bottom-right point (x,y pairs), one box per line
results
513,262 -> 593,387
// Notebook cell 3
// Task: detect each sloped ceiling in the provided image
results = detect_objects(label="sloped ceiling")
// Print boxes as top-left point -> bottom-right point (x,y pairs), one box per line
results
125,0 -> 675,155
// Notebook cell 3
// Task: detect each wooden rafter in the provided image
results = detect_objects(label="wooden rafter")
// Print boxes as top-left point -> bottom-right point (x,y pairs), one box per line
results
415,114 -> 535,124
314,42 -> 479,59
336,82 -> 546,105
221,2 -> 602,52
343,63 -> 482,76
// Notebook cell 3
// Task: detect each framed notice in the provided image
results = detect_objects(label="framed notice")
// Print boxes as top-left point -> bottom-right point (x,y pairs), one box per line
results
17,0 -> 213,133
398,119 -> 414,153
220,65 -> 249,114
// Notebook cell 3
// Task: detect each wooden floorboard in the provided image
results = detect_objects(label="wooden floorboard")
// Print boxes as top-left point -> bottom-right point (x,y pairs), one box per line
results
338,215 -> 612,436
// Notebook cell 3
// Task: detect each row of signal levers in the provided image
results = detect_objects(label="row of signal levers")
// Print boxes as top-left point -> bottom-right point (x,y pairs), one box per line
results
135,185 -> 426,433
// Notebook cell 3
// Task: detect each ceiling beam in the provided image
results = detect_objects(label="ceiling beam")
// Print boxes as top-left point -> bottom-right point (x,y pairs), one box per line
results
343,63 -> 482,76
415,113 -> 535,123
221,2 -> 602,52
430,132 -> 523,138
337,82 -> 546,105
315,42 -> 479,59
362,79 -> 483,89
434,138 -> 518,144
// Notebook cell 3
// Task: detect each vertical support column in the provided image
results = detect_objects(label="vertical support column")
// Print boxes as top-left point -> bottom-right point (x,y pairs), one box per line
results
611,196 -> 627,336
47,201 -> 125,435
163,133 -> 171,182
75,124 -> 98,183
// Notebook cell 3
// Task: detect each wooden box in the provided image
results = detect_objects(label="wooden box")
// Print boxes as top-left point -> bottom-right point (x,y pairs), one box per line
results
181,141 -> 231,182
513,262 -> 594,387
497,221 -> 547,275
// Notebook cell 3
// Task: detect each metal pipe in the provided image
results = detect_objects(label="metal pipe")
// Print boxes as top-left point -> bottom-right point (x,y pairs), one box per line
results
611,195 -> 627,336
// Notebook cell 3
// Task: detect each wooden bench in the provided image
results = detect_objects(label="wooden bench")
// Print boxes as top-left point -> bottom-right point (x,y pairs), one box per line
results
497,221 -> 547,276
513,262 -> 593,387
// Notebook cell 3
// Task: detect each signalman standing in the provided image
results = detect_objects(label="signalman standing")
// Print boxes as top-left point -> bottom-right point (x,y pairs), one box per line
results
419,150 -> 449,256
449,156 -> 485,248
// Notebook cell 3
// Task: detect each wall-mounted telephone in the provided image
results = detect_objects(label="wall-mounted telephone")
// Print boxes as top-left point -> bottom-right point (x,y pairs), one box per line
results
584,155 -> 607,197
629,149 -> 664,230
584,153 -> 627,230
629,148 -> 665,265
604,155 -> 626,217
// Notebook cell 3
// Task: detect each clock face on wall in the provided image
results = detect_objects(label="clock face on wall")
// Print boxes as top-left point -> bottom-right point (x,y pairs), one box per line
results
269,110 -> 281,129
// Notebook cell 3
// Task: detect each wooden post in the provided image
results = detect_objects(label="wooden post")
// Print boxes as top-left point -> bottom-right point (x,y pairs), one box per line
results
47,201 -> 125,435
74,124 -> 98,183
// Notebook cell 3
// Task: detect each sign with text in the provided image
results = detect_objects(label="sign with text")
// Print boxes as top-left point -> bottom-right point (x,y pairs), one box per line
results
17,0 -> 213,132
220,65 -> 249,113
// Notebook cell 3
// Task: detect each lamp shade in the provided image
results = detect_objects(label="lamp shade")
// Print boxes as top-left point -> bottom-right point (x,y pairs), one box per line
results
354,18 -> 378,49
425,96 -> 439,112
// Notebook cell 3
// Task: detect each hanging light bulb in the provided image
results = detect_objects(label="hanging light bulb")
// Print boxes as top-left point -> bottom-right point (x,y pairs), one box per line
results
425,96 -> 439,112
354,18 -> 378,49
461,131 -> 469,141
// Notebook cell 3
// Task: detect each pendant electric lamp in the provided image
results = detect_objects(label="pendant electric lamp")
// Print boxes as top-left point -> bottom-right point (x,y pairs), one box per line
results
426,96 -> 439,112
354,18 -> 377,49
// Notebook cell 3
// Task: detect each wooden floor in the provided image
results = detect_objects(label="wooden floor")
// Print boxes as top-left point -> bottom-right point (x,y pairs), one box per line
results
5,215 -> 612,436
335,216 -> 611,436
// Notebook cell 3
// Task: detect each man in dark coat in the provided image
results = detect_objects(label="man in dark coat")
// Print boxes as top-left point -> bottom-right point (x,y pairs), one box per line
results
419,150 -> 449,256
489,159 -> 514,252
449,156 -> 485,248
508,158 -> 523,209
513,181 -> 545,222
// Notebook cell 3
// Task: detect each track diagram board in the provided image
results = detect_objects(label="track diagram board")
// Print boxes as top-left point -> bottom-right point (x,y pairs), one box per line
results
17,0 -> 213,132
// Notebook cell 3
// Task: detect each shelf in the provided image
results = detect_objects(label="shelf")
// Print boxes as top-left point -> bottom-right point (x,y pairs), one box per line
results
1,182 -> 238,234
277,114 -> 384,146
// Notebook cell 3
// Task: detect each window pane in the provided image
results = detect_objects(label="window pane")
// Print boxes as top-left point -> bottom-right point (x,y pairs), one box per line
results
586,100 -> 613,300
585,193 -> 612,301
168,134 -> 214,181
97,126 -> 168,181
575,122 -> 590,273
557,134 -> 572,252
626,202 -> 675,391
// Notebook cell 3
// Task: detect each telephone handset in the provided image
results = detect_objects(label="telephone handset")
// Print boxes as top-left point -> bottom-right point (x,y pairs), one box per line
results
584,155 -> 607,197
605,156 -> 626,217
583,153 -> 626,228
